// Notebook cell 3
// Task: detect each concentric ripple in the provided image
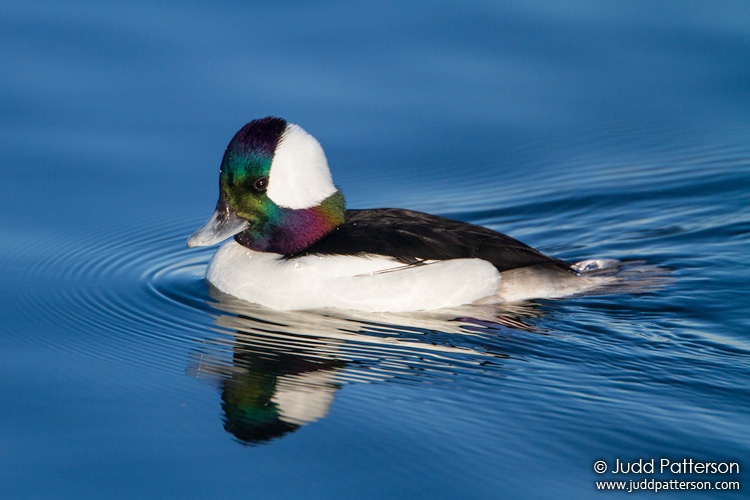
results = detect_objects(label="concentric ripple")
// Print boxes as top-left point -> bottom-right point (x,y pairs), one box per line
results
6,207 -> 556,396
5,212 -> 219,379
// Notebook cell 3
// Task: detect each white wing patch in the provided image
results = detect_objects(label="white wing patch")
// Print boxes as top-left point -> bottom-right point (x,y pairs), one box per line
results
267,123 -> 337,209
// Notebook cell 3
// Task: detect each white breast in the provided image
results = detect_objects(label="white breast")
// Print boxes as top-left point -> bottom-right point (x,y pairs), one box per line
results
205,241 -> 501,312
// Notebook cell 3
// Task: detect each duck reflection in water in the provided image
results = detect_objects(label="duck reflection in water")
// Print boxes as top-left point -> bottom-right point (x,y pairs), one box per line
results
188,289 -> 545,445
218,341 -> 344,444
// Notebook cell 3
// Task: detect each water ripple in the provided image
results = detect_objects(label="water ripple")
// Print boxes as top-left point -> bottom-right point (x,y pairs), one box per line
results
9,207 -> 554,396
6,213 -> 212,376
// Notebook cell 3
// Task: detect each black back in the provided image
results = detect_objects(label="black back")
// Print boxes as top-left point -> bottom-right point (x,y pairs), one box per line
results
288,208 -> 573,273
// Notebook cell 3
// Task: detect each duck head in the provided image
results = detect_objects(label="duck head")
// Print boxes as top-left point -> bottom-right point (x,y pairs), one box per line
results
187,117 -> 346,254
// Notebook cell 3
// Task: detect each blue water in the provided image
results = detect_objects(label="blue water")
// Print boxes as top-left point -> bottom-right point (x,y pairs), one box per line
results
2,1 -> 749,498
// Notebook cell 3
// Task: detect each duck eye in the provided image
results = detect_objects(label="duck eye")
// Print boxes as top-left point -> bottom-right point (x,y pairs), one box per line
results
253,177 -> 269,193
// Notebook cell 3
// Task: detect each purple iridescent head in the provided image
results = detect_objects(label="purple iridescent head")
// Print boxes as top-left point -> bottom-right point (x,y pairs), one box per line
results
187,117 -> 345,254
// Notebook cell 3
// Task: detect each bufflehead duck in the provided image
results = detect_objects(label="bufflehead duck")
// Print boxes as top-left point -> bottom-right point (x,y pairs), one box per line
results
188,116 -> 603,312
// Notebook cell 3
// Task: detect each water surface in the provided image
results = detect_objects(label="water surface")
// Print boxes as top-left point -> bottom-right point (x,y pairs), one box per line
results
1,1 -> 749,498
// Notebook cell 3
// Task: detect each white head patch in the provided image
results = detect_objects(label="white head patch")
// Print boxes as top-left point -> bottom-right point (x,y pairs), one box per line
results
267,123 -> 337,209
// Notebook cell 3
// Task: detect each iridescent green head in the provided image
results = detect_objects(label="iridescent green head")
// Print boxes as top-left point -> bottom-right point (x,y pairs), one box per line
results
188,117 -> 345,254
